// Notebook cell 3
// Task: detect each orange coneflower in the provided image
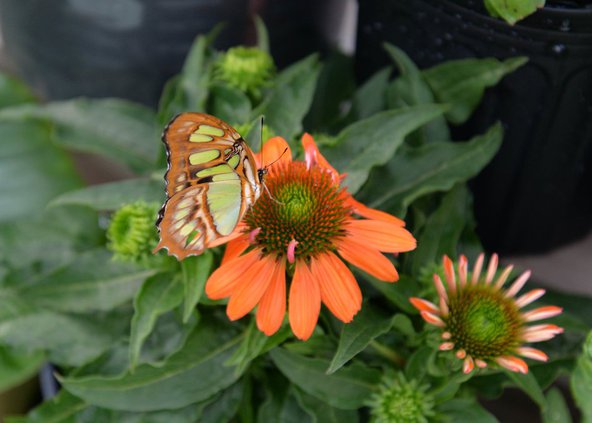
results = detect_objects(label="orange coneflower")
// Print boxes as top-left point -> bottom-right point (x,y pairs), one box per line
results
410,254 -> 563,374
205,134 -> 416,340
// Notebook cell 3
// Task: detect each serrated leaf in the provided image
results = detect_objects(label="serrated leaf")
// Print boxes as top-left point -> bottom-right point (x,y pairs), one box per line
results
14,249 -> 156,313
0,99 -> 159,172
129,273 -> 183,369
0,119 -> 82,222
61,315 -> 242,411
327,306 -> 393,374
181,252 -> 213,323
255,54 -> 321,141
424,57 -> 527,124
324,105 -> 446,193
50,178 -> 164,211
362,123 -> 502,214
270,348 -> 380,410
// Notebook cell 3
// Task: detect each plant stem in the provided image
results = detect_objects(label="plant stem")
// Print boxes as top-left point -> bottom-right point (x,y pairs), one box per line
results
370,340 -> 405,367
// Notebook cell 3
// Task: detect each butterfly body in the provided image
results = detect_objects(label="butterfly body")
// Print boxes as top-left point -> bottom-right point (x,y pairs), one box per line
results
155,113 -> 262,259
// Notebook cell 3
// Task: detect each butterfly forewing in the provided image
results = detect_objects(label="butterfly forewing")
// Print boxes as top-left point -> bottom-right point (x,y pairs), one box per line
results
155,113 -> 261,259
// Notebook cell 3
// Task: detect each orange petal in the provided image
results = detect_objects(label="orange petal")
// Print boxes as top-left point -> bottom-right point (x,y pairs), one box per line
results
346,196 -> 405,226
205,249 -> 261,300
289,261 -> 321,340
347,219 -> 417,253
311,252 -> 362,323
336,238 -> 398,282
207,222 -> 247,249
409,297 -> 439,314
301,133 -> 340,183
256,258 -> 287,336
221,236 -> 250,265
226,254 -> 278,321
496,356 -> 528,374
255,136 -> 292,169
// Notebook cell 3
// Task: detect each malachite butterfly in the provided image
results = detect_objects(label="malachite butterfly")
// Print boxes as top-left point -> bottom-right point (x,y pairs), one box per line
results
154,113 -> 265,259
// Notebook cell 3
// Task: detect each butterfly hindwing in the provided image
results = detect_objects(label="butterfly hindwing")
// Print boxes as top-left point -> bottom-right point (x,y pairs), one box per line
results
155,113 -> 261,259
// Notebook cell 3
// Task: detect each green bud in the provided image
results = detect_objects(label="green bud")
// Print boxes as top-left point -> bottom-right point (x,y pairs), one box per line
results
214,47 -> 275,98
107,202 -> 160,262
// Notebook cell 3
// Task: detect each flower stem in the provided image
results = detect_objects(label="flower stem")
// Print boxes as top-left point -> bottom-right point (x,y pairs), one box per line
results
370,340 -> 405,367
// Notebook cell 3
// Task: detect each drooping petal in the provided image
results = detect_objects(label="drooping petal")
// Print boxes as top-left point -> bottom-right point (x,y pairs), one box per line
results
517,347 -> 548,362
496,356 -> 528,374
471,253 -> 485,284
255,136 -> 292,169
221,235 -> 250,264
522,324 -> 564,342
347,220 -> 416,253
515,288 -> 546,308
226,254 -> 278,320
409,298 -> 439,314
443,255 -> 457,293
463,356 -> 475,374
301,133 -> 340,183
420,311 -> 445,327
475,359 -> 488,368
485,253 -> 499,284
505,270 -> 532,297
206,249 -> 261,299
337,238 -> 398,282
493,265 -> 514,289
433,275 -> 448,303
458,255 -> 468,287
289,260 -> 321,340
346,196 -> 405,226
312,252 -> 362,323
440,342 -> 455,351
256,258 -> 287,336
522,306 -> 563,322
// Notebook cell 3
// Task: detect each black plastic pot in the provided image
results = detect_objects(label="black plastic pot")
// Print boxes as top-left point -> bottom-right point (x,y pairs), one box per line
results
0,0 -> 326,107
357,0 -> 592,255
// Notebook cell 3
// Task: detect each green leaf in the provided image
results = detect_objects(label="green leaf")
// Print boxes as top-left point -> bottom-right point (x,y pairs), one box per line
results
254,15 -> 270,53
0,99 -> 159,172
201,381 -> 244,423
409,184 -> 470,274
363,123 -> 503,214
484,0 -> 544,25
327,305 -> 393,374
255,54 -> 321,141
383,43 -> 450,143
438,398 -> 499,423
0,73 -> 36,109
350,67 -> 391,121
0,345 -> 44,392
20,390 -> 87,423
180,34 -> 214,112
543,388 -> 573,423
0,309 -> 128,367
208,83 -> 252,125
270,348 -> 381,410
129,273 -> 183,369
61,314 -> 242,411
181,252 -> 214,323
324,105 -> 446,193
423,57 -> 527,124
50,178 -> 164,211
506,370 -> 547,408
571,332 -> 592,423
12,249 -> 156,313
293,388 -> 359,423
0,119 -> 82,222
366,275 -> 418,314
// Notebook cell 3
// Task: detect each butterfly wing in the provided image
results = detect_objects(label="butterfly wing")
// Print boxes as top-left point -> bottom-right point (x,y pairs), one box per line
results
155,113 -> 261,259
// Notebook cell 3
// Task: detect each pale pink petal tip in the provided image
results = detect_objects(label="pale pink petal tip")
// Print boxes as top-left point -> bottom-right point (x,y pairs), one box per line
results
248,228 -> 262,244
459,255 -> 468,287
441,331 -> 452,340
523,306 -> 563,322
497,356 -> 528,374
522,324 -> 564,342
494,265 -> 514,289
517,347 -> 548,362
439,342 -> 455,351
515,288 -> 545,308
456,349 -> 467,359
420,311 -> 445,327
475,359 -> 488,368
463,356 -> 475,374
485,253 -> 499,284
409,297 -> 439,314
506,270 -> 532,298
287,239 -> 299,264
472,253 -> 485,284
